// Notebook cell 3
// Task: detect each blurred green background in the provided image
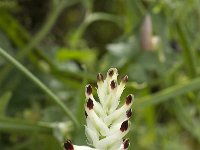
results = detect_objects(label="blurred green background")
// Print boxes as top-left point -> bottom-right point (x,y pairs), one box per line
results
0,0 -> 200,149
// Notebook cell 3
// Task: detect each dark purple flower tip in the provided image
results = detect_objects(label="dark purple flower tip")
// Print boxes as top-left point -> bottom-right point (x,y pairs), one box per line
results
110,80 -> 116,89
108,69 -> 114,77
86,84 -> 92,95
121,75 -> 128,83
87,98 -> 94,110
120,120 -> 129,132
123,139 -> 130,149
64,140 -> 74,150
126,109 -> 132,118
97,73 -> 104,82
126,94 -> 133,105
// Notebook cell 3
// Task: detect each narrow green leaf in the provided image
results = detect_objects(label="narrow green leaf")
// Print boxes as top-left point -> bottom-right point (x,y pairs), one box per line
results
0,91 -> 12,115
136,77 -> 200,108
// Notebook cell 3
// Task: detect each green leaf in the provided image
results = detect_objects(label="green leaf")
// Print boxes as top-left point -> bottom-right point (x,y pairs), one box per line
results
0,91 -> 12,115
56,48 -> 96,65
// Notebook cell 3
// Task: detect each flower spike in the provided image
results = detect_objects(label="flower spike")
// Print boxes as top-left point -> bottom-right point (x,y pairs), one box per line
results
64,68 -> 134,150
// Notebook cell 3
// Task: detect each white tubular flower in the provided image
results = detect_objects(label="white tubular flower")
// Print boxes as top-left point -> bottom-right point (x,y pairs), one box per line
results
64,68 -> 134,150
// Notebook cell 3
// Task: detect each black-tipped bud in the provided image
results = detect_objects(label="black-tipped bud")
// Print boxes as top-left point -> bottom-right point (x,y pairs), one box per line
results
110,80 -> 116,89
126,109 -> 132,118
126,94 -> 133,105
86,84 -> 92,95
97,73 -> 104,82
108,69 -> 114,77
87,98 -> 94,110
64,140 -> 74,150
120,120 -> 129,132
121,75 -> 128,83
123,139 -> 130,149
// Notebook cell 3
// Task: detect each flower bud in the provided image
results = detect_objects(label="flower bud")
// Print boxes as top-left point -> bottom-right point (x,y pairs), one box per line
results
140,14 -> 159,51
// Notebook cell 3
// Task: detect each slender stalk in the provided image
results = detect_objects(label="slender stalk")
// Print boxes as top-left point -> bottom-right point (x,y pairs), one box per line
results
0,47 -> 79,127
136,77 -> 200,108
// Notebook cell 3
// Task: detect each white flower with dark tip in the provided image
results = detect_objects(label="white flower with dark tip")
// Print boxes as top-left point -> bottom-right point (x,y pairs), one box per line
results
64,68 -> 134,150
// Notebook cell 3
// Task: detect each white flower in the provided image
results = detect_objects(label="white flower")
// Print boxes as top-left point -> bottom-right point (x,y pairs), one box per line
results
64,68 -> 134,150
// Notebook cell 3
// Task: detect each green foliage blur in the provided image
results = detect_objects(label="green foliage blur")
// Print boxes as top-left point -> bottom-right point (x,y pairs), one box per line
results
0,0 -> 200,149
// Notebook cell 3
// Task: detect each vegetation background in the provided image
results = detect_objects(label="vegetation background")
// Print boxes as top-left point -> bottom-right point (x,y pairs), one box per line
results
0,0 -> 200,149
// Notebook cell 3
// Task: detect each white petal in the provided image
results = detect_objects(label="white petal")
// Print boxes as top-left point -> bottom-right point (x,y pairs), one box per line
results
97,79 -> 106,104
85,125 -> 99,146
109,81 -> 126,113
85,106 -> 109,136
104,80 -> 118,114
109,140 -> 123,150
73,145 -> 98,150
95,127 -> 129,149
104,95 -> 133,125
85,96 -> 106,118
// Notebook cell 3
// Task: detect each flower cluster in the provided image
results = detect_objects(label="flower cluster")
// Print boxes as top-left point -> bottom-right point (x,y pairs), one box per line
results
64,68 -> 134,150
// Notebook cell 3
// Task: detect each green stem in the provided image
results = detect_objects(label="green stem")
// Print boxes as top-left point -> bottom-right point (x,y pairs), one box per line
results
0,47 -> 79,127
0,117 -> 53,134
135,77 -> 200,108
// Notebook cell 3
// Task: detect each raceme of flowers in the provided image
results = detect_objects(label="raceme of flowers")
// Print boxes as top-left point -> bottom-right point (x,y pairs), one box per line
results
64,68 -> 134,150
